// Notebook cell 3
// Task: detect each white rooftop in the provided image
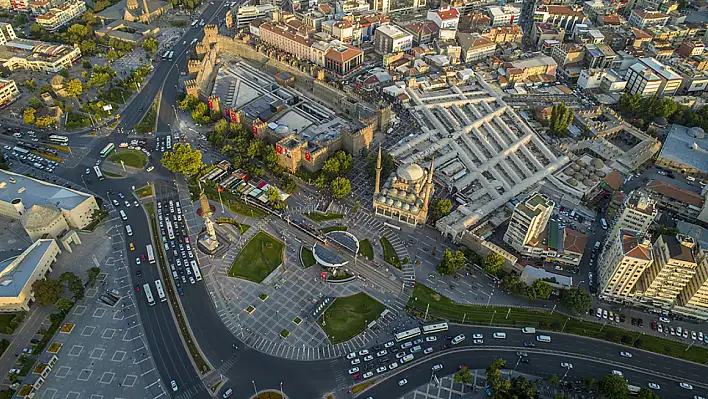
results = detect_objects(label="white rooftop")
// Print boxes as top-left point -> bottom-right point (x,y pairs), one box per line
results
0,240 -> 55,297
638,57 -> 682,81
0,169 -> 93,212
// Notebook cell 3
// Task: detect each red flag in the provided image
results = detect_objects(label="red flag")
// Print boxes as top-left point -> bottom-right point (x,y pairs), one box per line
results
218,187 -> 224,192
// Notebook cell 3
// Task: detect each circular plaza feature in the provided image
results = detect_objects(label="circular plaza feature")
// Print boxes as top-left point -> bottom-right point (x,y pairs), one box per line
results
325,230 -> 359,254
312,244 -> 348,269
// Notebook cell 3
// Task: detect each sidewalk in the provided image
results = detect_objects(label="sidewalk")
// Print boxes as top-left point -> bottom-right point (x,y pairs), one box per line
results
0,306 -> 51,380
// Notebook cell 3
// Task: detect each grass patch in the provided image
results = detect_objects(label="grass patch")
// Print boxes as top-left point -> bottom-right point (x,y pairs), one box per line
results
259,293 -> 268,301
328,271 -> 353,280
47,342 -> 62,353
255,393 -> 283,399
352,379 -> 377,394
280,329 -> 290,338
145,202 -> 211,374
407,284 -> 708,365
59,323 -> 74,333
293,316 -> 302,325
135,99 -> 157,133
107,150 -> 147,169
303,212 -> 344,222
379,236 -> 401,269
135,185 -> 153,198
190,181 -> 268,219
246,305 -> 255,314
319,293 -> 385,344
227,231 -> 284,283
104,171 -> 122,178
358,239 -> 374,260
0,314 -> 16,331
320,225 -> 348,233
215,218 -> 250,234
300,246 -> 316,268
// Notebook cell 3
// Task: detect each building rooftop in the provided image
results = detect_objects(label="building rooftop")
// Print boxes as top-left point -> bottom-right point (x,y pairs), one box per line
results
376,24 -> 411,39
639,57 -> 682,81
0,240 -> 55,298
563,228 -> 588,254
621,229 -> 652,260
657,124 -> 708,173
0,169 -> 93,212
647,179 -> 704,208
663,235 -> 697,263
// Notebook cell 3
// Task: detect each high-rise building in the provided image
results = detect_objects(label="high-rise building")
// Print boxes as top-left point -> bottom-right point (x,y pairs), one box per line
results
598,229 -> 653,302
503,193 -> 555,254
676,248 -> 708,320
638,235 -> 702,307
607,190 -> 657,240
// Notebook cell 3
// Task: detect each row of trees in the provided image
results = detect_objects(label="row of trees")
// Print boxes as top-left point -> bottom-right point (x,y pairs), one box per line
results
31,269 -> 99,306
617,92 -> 708,132
315,150 -> 353,199
549,103 -> 574,137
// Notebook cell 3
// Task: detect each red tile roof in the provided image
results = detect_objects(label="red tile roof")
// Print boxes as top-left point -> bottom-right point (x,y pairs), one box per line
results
647,179 -> 705,208
563,228 -> 588,254
435,8 -> 459,20
325,45 -> 363,63
603,170 -> 624,191
621,230 -> 652,260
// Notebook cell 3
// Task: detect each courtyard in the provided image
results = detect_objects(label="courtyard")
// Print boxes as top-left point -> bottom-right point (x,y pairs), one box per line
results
318,293 -> 385,344
228,231 -> 285,283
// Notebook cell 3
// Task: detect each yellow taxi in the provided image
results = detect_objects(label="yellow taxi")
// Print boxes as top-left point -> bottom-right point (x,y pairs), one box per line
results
129,242 -> 135,251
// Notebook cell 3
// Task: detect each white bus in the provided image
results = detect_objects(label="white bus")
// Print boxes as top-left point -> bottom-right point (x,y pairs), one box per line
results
12,146 -> 29,155
154,280 -> 167,302
165,219 -> 175,240
143,283 -> 155,306
146,244 -> 155,264
191,260 -> 203,281
394,327 -> 421,342
48,135 -> 68,144
168,51 -> 174,61
162,51 -> 170,60
166,135 -> 172,150
100,143 -> 115,157
93,166 -> 104,181
422,323 -> 448,334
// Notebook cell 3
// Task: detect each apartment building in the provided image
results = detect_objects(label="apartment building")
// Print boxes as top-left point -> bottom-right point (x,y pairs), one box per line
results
638,235 -> 701,307
532,22 -> 565,51
324,44 -> 363,75
235,4 -> 276,29
0,41 -> 82,73
456,32 -> 496,63
534,5 -> 589,32
258,21 -> 312,60
10,0 -> 29,10
0,22 -> 17,46
676,249 -> 708,320
624,57 -> 683,97
36,0 -> 87,32
374,24 -> 412,54
645,179 -> 705,222
551,43 -> 584,66
598,229 -> 653,302
676,40 -> 705,58
628,9 -> 669,29
504,55 -> 558,81
485,5 -> 520,27
427,6 -> 459,30
0,78 -> 19,107
608,191 -> 657,241
503,193 -> 554,254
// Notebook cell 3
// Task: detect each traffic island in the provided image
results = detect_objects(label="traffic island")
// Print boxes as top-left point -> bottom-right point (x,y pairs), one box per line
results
227,231 -> 284,283
300,246 -> 316,269
59,323 -> 74,334
303,212 -> 344,222
107,150 -> 148,169
358,239 -> 374,260
318,293 -> 385,344
249,391 -> 287,399
379,236 -> 401,269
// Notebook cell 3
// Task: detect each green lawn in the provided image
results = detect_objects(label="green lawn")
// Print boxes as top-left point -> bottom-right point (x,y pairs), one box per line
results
135,101 -> 157,133
104,171 -> 122,178
408,284 -> 708,364
379,236 -> 400,269
358,239 -> 374,260
107,150 -> 148,169
320,225 -> 348,233
0,314 -> 15,331
300,246 -> 316,268
319,293 -> 385,344
134,185 -> 153,198
216,218 -> 250,234
190,181 -> 268,219
303,212 -> 344,222
228,231 -> 284,282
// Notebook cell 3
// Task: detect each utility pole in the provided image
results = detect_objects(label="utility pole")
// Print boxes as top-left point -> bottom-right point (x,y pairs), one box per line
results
424,303 -> 429,322
489,310 -> 497,326
462,313 -> 466,324
561,317 -> 570,333
550,304 -> 557,315
505,308 -> 511,319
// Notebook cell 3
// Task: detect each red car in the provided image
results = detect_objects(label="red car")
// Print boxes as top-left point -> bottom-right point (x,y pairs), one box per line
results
441,345 -> 450,350
351,373 -> 360,380
141,254 -> 146,261
135,284 -> 141,291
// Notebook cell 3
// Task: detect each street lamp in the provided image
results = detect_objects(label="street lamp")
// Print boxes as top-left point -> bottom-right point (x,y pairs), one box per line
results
251,380 -> 257,395
576,280 -> 586,289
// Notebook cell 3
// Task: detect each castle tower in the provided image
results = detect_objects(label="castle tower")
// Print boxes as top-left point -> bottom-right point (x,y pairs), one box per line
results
127,0 -> 138,9
142,0 -> 149,16
374,145 -> 382,195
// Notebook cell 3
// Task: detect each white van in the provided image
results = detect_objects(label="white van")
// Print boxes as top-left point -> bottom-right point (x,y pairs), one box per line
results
521,327 -> 536,334
125,225 -> 133,236
119,210 -> 127,220
536,335 -> 552,343
493,332 -> 506,339
222,388 -> 233,398
451,334 -> 466,345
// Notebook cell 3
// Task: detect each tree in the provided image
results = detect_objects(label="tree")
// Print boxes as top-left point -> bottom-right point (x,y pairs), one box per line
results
24,79 -> 36,89
65,23 -> 89,42
28,97 -> 42,108
79,39 -> 97,55
106,49 -> 121,62
636,388 -> 660,399
31,279 -> 64,307
332,150 -> 353,174
560,288 -> 592,314
510,376 -> 537,398
214,119 -> 228,135
454,366 -> 472,384
24,108 -> 37,125
266,186 -> 281,204
161,143 -> 205,175
430,198 -> 452,221
87,267 -> 101,285
549,103 -> 574,137
322,157 -> 341,177
598,374 -> 627,399
330,177 -> 351,199
483,252 -> 504,276
436,249 -> 465,275
532,279 -> 553,300
35,115 -> 57,128
261,145 -> 278,170
485,358 -> 506,391
547,374 -> 560,387
55,297 -> 74,314
64,78 -> 83,97
82,10 -> 97,25
29,23 -> 45,38
142,37 -> 159,53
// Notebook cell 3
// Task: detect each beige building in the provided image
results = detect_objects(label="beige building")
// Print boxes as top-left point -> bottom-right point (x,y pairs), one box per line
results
0,78 -> 20,107
0,40 -> 82,73
0,239 -> 60,312
259,21 -> 312,60
676,248 -> 708,320
638,235 -> 702,307
608,190 -> 657,240
503,193 -> 555,254
373,148 -> 434,227
35,0 -> 86,32
0,169 -> 99,240
0,22 -> 17,46
598,229 -> 653,302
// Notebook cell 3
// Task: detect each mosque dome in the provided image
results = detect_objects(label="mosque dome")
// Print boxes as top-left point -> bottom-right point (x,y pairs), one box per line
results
396,163 -> 425,182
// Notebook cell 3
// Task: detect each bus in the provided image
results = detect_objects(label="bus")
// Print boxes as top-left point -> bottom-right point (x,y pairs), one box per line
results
100,143 -> 115,158
166,135 -> 172,150
165,219 -> 175,240
48,135 -> 68,144
154,280 -> 167,302
168,51 -> 174,61
162,51 -> 169,60
394,327 -> 422,342
422,323 -> 448,334
191,260 -> 202,281
93,166 -> 104,181
13,146 -> 29,155
146,244 -> 155,264
143,283 -> 155,306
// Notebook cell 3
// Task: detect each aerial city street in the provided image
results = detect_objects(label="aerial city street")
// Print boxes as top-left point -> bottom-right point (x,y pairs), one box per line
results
1,0 -> 708,398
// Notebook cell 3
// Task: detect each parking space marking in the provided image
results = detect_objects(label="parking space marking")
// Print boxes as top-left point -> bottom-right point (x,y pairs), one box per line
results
90,347 -> 105,359
55,366 -> 71,378
65,392 -> 80,399
81,325 -> 96,336
99,371 -> 115,384
73,305 -> 87,316
86,288 -> 98,298
68,345 -> 83,356
43,388 -> 58,399
77,368 -> 93,381
102,328 -> 116,339
123,374 -> 138,387
90,395 -> 104,399
112,350 -> 126,362
92,308 -> 106,318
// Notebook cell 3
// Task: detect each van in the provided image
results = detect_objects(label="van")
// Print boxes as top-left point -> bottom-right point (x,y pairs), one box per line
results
119,210 -> 127,220
570,210 -> 576,219
600,218 -> 607,230
536,335 -> 551,343
451,334 -> 465,345
222,388 -> 233,398
521,327 -> 536,334
126,225 -> 133,236
493,332 -> 506,339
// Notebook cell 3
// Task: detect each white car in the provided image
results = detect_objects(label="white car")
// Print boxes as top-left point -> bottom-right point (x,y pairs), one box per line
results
362,371 -> 374,379
171,380 -> 178,392
375,366 -> 387,373
398,379 -> 408,386
659,317 -> 670,323
363,355 -> 373,362
348,367 -> 359,375
125,201 -> 131,208
388,362 -> 398,370
401,341 -> 412,349
423,347 -> 433,354
376,350 -> 387,357
620,352 -> 632,358
346,352 -> 357,359
395,352 -> 406,359
135,258 -> 141,265
560,362 -> 573,369
350,358 -> 360,365
431,364 -> 443,371
680,383 -> 694,390
426,336 -> 437,342
358,349 -> 369,356
648,383 -> 660,390
473,339 -> 484,345
384,341 -> 394,348
612,370 -> 623,376
85,168 -> 91,174
691,331 -> 697,340
472,333 -> 483,339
